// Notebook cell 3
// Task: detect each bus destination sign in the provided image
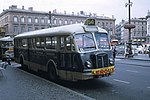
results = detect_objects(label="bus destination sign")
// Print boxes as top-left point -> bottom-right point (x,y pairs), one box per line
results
84,19 -> 95,26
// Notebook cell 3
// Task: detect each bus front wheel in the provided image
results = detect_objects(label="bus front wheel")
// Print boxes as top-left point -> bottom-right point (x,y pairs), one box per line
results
48,63 -> 58,82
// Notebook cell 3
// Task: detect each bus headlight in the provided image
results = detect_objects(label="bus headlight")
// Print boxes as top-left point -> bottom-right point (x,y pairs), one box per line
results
109,58 -> 114,65
85,61 -> 92,68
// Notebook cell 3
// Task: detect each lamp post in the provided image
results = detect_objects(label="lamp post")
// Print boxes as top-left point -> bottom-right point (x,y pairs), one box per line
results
124,0 -> 135,57
49,11 -> 52,28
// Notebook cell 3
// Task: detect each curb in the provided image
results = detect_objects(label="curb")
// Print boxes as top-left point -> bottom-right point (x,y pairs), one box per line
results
116,57 -> 150,61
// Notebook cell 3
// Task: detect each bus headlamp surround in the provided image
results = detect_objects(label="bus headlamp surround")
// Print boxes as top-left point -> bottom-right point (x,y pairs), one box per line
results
85,61 -> 92,68
109,58 -> 114,65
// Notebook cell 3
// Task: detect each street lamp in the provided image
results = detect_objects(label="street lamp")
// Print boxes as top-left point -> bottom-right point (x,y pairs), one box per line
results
49,11 -> 52,28
124,0 -> 135,57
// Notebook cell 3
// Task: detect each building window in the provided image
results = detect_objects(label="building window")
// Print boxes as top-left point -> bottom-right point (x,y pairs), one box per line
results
64,20 -> 68,25
28,17 -> 32,23
70,20 -> 73,24
28,27 -> 32,31
35,27 -> 39,30
13,16 -> 18,22
14,26 -> 18,33
53,19 -> 57,25
35,18 -> 38,23
59,19 -> 63,25
21,17 -> 25,23
21,26 -> 25,33
48,19 -> 50,24
41,18 -> 45,24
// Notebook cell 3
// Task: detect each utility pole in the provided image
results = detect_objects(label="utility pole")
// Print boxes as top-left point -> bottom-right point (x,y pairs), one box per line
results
124,0 -> 135,57
49,11 -> 52,28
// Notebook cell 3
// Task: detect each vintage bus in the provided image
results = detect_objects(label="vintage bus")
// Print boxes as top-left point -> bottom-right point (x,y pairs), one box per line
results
0,36 -> 14,60
14,19 -> 115,81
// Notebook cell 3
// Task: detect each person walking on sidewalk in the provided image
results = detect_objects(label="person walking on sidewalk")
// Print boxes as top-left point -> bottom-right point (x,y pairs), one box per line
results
148,46 -> 150,58
112,45 -> 117,60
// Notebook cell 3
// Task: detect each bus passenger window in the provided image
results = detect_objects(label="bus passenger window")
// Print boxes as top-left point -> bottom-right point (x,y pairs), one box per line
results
36,38 -> 40,48
46,37 -> 57,49
41,38 -> 45,48
22,39 -> 28,48
33,38 -> 36,48
66,36 -> 71,50
36,37 -> 45,48
60,37 -> 65,50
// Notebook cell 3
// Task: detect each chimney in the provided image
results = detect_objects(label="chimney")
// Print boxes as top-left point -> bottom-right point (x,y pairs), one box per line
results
28,7 -> 33,11
64,11 -> 66,14
9,5 -> 17,9
72,12 -> 74,15
22,6 -> 24,10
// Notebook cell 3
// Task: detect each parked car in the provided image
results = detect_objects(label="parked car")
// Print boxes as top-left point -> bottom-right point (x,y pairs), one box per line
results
116,44 -> 138,56
116,45 -> 125,55
136,46 -> 144,53
3,50 -> 14,60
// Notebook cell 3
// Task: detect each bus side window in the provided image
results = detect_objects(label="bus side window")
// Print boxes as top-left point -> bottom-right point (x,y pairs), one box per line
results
33,38 -> 36,48
60,37 -> 65,50
36,37 -> 40,48
66,36 -> 75,51
22,39 -> 28,48
36,37 -> 45,49
46,36 -> 57,49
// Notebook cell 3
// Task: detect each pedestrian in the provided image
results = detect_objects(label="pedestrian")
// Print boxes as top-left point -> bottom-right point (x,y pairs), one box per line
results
148,46 -> 150,58
125,45 -> 129,58
112,46 -> 117,59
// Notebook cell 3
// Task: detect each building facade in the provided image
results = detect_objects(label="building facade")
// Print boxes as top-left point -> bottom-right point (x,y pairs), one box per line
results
0,5 -> 116,37
146,10 -> 150,43
115,18 -> 147,45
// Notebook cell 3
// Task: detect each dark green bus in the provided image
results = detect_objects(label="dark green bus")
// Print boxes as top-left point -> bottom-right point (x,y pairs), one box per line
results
14,19 -> 115,81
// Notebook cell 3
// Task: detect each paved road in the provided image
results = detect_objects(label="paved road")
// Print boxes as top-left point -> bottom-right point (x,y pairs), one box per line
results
58,59 -> 150,100
0,65 -> 94,100
1,55 -> 150,100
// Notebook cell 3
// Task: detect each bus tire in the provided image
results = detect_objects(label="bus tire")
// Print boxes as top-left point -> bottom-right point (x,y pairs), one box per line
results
48,63 -> 58,82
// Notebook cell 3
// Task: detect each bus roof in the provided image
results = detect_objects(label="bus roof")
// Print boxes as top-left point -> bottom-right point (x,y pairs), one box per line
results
0,36 -> 14,41
15,24 -> 107,38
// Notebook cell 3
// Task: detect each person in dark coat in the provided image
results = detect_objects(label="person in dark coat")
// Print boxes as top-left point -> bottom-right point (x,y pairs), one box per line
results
112,46 -> 117,59
148,46 -> 150,58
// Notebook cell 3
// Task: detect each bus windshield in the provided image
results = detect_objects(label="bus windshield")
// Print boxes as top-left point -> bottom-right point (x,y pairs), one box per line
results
95,32 -> 110,49
74,33 -> 96,51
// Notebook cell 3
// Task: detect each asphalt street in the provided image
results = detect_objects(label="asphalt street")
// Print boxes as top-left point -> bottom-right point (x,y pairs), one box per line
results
0,55 -> 150,100
58,58 -> 150,100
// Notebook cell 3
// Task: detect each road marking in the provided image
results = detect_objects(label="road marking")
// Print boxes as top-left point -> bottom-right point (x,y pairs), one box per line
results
126,70 -> 138,73
115,59 -> 121,61
113,79 -> 130,84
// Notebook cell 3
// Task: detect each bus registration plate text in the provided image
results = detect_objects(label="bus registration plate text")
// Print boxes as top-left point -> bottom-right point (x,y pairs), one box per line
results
92,66 -> 115,75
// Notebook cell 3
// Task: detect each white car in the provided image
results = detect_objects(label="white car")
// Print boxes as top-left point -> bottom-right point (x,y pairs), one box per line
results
136,46 -> 144,53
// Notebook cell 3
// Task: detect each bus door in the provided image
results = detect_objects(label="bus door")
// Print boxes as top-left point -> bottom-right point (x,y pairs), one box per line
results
58,36 -> 76,79
28,38 -> 46,71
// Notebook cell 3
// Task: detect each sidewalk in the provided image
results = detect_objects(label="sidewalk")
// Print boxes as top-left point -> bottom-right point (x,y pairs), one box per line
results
0,65 -> 94,100
116,54 -> 150,61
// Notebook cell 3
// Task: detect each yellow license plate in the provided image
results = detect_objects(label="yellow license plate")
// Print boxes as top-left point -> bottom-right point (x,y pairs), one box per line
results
92,66 -> 115,75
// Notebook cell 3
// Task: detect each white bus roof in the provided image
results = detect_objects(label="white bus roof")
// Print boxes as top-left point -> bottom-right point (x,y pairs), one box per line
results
0,36 -> 14,41
15,24 -> 108,38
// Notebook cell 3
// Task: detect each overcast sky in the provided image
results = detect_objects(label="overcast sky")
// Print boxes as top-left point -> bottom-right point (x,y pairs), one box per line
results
1,0 -> 150,24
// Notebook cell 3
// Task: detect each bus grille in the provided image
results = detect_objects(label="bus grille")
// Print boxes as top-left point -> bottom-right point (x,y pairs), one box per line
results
91,53 -> 109,68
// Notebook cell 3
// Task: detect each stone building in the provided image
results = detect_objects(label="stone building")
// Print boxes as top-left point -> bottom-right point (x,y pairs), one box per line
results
0,5 -> 116,37
115,18 -> 147,45
146,10 -> 150,43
